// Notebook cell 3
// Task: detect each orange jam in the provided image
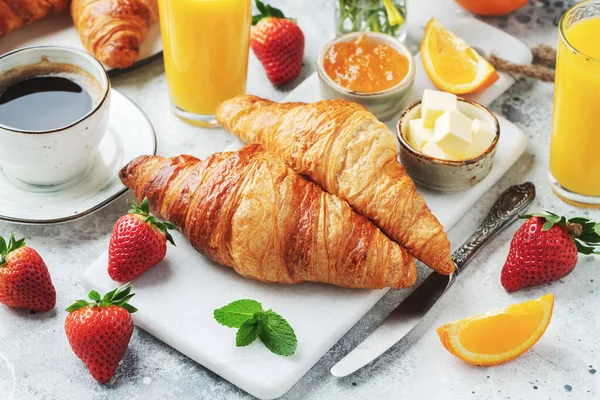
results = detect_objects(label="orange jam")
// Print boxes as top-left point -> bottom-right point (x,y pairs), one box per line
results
323,35 -> 410,93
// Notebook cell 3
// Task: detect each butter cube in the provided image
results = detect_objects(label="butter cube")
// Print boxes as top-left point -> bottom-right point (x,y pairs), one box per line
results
421,89 -> 458,128
421,140 -> 457,161
433,110 -> 473,158
462,119 -> 497,159
407,119 -> 433,151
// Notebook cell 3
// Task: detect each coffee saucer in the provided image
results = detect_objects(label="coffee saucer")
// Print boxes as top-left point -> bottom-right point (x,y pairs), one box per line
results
0,89 -> 156,224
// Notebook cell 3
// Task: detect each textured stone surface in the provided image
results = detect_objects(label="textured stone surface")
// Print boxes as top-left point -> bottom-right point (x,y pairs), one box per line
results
1,0 -> 598,399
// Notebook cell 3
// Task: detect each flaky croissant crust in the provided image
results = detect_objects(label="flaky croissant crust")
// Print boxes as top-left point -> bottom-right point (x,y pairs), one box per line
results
71,0 -> 158,68
216,95 -> 455,275
120,144 -> 416,289
0,0 -> 69,38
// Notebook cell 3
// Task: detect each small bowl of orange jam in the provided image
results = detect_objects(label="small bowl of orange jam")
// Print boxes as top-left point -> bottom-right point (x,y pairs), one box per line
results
317,32 -> 415,121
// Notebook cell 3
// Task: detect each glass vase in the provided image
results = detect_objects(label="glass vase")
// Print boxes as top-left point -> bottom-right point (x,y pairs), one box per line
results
335,0 -> 408,41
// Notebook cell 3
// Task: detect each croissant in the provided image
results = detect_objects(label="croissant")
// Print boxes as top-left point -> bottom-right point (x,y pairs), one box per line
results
119,144 -> 416,289
71,0 -> 158,69
0,0 -> 69,38
216,96 -> 455,275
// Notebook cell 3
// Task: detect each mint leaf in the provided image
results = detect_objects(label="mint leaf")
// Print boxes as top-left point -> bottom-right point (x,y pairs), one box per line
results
214,299 -> 263,328
236,319 -> 259,347
257,310 -> 297,356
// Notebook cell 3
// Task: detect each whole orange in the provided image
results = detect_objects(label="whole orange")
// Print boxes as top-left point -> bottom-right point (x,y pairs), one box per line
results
455,0 -> 529,16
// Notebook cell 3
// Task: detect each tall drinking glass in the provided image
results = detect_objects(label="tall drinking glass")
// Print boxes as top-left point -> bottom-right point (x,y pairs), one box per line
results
550,1 -> 600,207
158,0 -> 252,127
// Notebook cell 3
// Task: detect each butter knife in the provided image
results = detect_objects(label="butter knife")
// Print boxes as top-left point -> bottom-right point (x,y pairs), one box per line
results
330,182 -> 536,377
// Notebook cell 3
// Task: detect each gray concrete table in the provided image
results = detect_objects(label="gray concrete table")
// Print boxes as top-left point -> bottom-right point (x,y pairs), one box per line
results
1,0 -> 598,399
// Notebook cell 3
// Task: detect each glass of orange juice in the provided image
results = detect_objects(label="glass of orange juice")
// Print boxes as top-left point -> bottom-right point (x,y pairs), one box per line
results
550,1 -> 600,207
158,0 -> 252,127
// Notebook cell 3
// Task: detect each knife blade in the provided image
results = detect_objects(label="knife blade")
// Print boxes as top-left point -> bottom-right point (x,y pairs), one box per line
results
330,182 -> 536,378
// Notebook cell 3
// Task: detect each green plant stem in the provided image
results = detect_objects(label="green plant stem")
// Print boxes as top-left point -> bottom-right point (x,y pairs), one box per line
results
336,0 -> 404,37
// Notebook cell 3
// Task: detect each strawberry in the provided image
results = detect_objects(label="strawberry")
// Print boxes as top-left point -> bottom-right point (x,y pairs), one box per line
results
108,198 -> 177,282
0,235 -> 56,311
251,0 -> 304,86
501,211 -> 600,292
65,285 -> 137,383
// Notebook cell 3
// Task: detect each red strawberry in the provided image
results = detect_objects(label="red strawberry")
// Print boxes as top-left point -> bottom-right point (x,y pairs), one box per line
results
501,211 -> 600,292
65,285 -> 137,383
0,235 -> 56,311
251,0 -> 304,86
108,197 -> 177,282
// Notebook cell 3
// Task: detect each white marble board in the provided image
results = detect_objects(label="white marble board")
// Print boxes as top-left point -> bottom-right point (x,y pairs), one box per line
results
84,17 -> 531,400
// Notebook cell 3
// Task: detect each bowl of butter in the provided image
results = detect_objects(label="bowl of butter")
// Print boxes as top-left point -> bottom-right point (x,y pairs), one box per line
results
397,89 -> 499,192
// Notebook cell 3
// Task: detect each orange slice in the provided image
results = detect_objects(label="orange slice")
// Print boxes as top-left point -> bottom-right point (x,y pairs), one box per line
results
437,294 -> 554,366
421,18 -> 499,94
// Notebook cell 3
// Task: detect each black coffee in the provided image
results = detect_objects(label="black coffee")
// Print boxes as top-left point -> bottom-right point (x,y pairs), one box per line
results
0,60 -> 102,131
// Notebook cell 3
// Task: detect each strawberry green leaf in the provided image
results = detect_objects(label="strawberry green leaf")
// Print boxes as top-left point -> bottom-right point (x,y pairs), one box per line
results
542,220 -> 554,231
65,300 -> 90,313
252,14 -> 263,25
256,0 -> 267,13
88,291 -> 101,302
575,241 -> 599,255
0,234 -> 26,266
112,285 -> 132,301
236,319 -> 260,347
569,217 -> 590,224
257,310 -> 297,356
578,232 -> 600,244
141,197 -> 150,215
102,287 -> 119,303
67,285 -> 137,314
128,199 -> 148,217
266,4 -> 284,18
121,303 -> 138,314
0,236 -> 6,254
252,0 -> 290,25
128,198 -> 178,244
214,299 -> 264,328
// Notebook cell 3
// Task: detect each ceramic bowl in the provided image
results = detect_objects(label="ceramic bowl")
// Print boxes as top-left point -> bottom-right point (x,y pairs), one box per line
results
397,98 -> 500,192
317,32 -> 415,121
0,46 -> 111,186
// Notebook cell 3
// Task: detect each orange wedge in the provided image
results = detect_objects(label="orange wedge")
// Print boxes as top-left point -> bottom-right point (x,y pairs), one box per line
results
437,294 -> 554,366
421,18 -> 499,94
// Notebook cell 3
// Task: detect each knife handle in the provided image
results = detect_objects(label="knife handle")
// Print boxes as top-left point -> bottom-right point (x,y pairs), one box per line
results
452,182 -> 536,273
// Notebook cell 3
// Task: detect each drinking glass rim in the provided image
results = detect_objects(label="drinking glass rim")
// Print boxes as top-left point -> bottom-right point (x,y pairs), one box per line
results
559,0 -> 600,63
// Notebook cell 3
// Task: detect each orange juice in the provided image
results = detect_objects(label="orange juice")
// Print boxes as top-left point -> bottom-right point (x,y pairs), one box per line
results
550,10 -> 600,203
158,0 -> 251,125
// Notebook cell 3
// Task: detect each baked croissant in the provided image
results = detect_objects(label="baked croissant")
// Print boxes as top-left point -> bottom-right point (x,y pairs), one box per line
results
119,144 -> 417,289
216,96 -> 455,275
0,0 -> 69,38
71,0 -> 158,69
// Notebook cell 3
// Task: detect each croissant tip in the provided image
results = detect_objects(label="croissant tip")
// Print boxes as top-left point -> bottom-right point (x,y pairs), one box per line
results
119,155 -> 151,186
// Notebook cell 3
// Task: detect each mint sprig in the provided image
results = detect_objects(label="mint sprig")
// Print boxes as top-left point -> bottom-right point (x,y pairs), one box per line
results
214,299 -> 297,356
521,210 -> 600,255
214,299 -> 263,328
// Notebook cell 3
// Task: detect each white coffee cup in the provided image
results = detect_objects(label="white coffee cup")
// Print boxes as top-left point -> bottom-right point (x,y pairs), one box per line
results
0,46 -> 110,186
